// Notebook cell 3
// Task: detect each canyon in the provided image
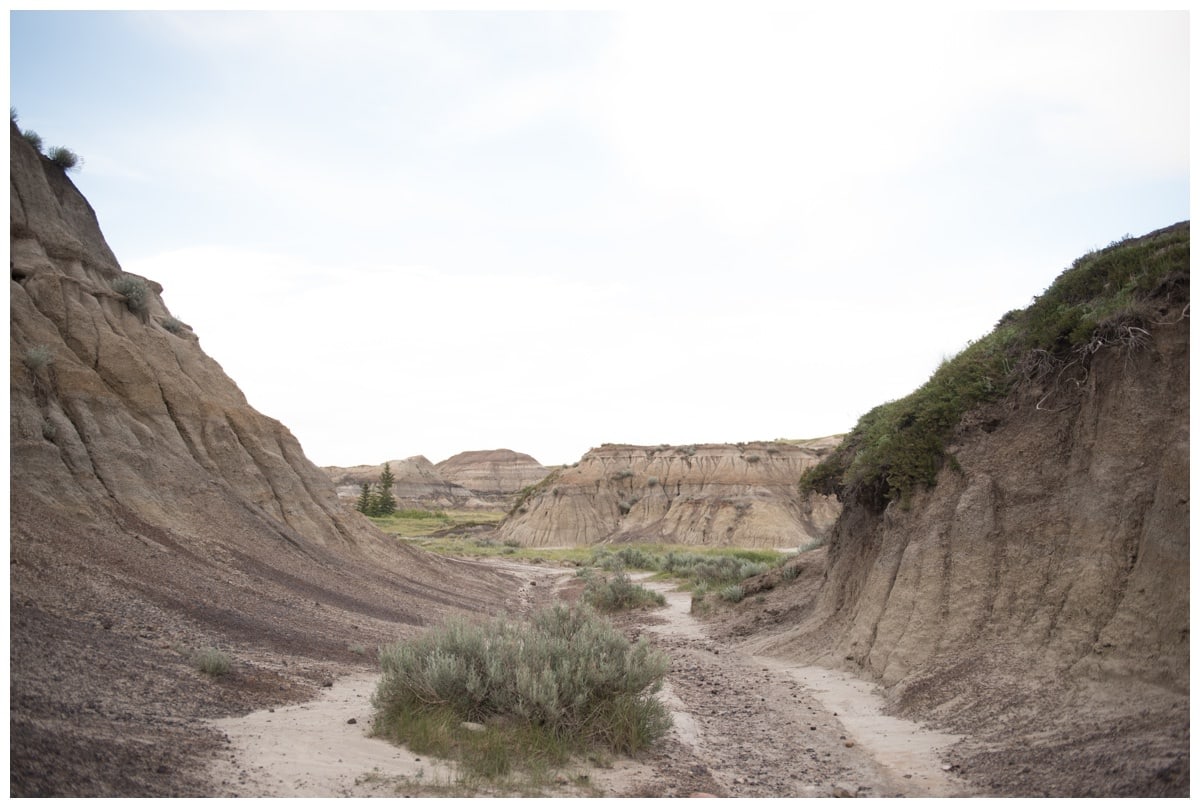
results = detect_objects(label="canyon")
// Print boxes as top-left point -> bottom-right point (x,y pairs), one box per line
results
8,114 -> 1188,797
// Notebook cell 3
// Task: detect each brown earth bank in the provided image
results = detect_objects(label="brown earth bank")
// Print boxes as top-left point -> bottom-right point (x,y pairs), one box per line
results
498,438 -> 842,549
725,226 -> 1190,796
9,122 -> 523,796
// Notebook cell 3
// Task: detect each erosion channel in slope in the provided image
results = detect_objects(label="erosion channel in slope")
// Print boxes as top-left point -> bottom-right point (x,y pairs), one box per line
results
206,559 -> 974,797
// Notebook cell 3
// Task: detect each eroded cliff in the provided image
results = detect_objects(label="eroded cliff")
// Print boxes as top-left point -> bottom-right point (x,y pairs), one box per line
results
498,438 -> 841,548
743,223 -> 1189,795
9,123 -> 514,796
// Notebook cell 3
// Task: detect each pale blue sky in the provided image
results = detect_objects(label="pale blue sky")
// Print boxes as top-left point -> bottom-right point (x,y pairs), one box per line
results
9,8 -> 1190,467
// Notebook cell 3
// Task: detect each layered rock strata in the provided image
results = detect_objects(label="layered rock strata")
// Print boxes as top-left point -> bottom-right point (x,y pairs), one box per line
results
498,438 -> 841,548
434,449 -> 549,498
9,123 -> 514,796
325,449 -> 550,510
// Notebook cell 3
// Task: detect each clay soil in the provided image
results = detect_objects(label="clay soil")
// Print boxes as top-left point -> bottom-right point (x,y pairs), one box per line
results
13,549 -> 1185,797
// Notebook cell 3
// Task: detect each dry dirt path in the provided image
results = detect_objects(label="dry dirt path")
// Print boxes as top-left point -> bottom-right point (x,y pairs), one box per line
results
204,565 -> 976,797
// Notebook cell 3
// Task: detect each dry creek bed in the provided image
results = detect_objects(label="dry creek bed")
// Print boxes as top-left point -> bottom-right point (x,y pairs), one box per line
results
206,565 -> 976,797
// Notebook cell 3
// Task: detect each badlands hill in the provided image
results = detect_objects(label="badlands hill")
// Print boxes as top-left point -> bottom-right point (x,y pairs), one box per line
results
738,222 -> 1190,796
498,438 -> 841,548
9,123 -> 517,796
323,449 -> 548,509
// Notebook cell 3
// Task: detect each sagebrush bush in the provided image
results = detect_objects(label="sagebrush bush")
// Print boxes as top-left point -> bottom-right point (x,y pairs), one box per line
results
161,316 -> 185,334
22,344 -> 52,371
112,274 -> 148,314
193,647 -> 232,676
583,571 -> 666,612
591,546 -> 658,571
373,604 -> 670,777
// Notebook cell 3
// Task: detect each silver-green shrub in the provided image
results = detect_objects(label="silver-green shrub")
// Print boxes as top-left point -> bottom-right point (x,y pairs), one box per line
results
373,604 -> 669,774
583,571 -> 666,612
22,345 -> 52,371
192,647 -> 232,676
112,274 -> 148,314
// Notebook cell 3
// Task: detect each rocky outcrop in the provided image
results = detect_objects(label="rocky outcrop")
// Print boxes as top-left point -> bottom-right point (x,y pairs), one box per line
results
435,449 -> 549,497
498,439 -> 842,548
324,449 -> 550,510
9,123 -> 515,796
743,223 -> 1189,796
325,456 -> 478,507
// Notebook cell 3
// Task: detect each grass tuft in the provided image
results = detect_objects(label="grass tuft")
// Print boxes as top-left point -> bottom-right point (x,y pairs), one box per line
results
192,646 -> 232,676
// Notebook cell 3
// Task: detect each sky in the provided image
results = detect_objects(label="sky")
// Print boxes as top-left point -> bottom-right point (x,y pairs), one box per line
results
8,5 -> 1190,468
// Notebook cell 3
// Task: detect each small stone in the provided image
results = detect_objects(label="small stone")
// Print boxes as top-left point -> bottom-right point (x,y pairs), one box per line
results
347,717 -> 357,725
831,783 -> 856,798
844,740 -> 855,748
321,679 -> 334,688
461,721 -> 486,732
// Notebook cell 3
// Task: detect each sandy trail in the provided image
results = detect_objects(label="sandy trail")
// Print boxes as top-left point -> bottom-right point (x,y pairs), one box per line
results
208,672 -> 456,797
206,567 -> 974,797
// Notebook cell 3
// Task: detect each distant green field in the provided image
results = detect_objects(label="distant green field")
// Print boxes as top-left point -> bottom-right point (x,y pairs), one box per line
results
367,509 -> 506,538
387,522 -> 787,570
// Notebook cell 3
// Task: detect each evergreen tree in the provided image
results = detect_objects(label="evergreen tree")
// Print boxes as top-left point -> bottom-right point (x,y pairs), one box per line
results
356,482 -> 373,515
376,462 -> 397,515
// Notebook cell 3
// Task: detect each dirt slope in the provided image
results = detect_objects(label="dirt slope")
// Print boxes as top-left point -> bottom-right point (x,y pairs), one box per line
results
737,225 -> 1190,796
9,122 -> 517,796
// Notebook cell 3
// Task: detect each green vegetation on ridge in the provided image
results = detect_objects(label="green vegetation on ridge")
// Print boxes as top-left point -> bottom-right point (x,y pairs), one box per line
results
802,223 -> 1189,509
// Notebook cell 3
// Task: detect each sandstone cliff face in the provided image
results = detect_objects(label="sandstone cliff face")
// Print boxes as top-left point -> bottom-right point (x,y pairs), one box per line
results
498,439 -> 841,548
9,124 -> 514,796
